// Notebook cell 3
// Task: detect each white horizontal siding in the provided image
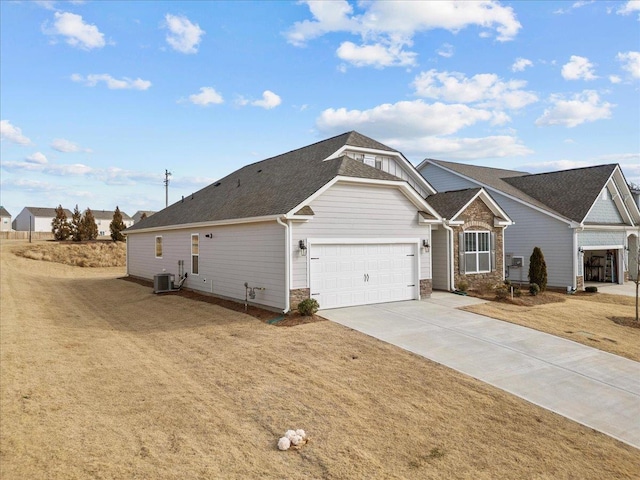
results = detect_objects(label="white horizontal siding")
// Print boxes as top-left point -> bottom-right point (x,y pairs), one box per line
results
291,183 -> 431,289
127,222 -> 286,310
419,163 -> 478,193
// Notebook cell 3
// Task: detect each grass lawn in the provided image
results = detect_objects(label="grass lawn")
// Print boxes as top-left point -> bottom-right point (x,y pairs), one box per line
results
1,241 -> 638,479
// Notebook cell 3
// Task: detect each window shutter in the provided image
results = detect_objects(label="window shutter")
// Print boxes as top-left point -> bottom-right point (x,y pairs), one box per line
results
459,231 -> 465,274
490,231 -> 496,272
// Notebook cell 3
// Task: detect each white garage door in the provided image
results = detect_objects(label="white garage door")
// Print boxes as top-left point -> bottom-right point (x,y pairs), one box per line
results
309,243 -> 417,310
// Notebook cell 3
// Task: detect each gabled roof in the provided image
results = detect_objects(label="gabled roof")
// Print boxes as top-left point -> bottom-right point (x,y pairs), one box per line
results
426,188 -> 482,220
503,164 -> 617,223
426,188 -> 512,225
0,206 -> 11,217
92,209 -> 132,220
422,159 -> 632,224
127,132 -> 413,232
24,207 -> 73,217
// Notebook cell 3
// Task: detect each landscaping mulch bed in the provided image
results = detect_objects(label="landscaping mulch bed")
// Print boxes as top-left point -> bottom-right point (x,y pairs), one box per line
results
120,275 -> 326,327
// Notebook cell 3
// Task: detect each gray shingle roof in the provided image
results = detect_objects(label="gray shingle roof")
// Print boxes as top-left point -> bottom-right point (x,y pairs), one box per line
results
0,206 -> 10,217
426,188 -> 482,220
427,159 -> 617,223
26,207 -> 73,217
503,164 -> 617,222
92,209 -> 132,220
127,131 -> 403,232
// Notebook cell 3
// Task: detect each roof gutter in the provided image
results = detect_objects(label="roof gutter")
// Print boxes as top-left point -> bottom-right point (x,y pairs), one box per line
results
276,216 -> 291,314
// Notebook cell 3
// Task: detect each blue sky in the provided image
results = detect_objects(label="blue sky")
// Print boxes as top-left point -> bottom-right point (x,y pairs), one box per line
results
1,0 -> 639,219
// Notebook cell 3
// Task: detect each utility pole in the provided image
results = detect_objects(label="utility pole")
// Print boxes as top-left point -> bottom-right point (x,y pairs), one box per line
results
164,169 -> 172,208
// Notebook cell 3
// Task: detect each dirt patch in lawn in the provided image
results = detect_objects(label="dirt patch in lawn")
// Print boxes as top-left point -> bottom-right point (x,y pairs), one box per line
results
13,240 -> 126,267
464,291 -> 640,361
2,241 -> 639,479
121,275 -> 326,327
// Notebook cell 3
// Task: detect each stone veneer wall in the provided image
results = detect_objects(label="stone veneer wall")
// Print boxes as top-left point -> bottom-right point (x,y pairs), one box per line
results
452,198 -> 505,291
289,288 -> 310,311
420,279 -> 432,298
576,275 -> 584,290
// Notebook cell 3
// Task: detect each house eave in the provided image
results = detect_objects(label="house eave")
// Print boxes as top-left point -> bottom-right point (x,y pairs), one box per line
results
124,214 -> 283,235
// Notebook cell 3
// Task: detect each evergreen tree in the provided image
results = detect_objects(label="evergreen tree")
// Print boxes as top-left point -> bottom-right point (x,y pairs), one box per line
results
80,208 -> 98,241
109,206 -> 126,242
140,212 -> 147,221
71,204 -> 82,242
51,205 -> 71,240
528,246 -> 548,292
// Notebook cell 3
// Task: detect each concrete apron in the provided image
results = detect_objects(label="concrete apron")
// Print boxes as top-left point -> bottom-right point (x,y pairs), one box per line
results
321,293 -> 640,449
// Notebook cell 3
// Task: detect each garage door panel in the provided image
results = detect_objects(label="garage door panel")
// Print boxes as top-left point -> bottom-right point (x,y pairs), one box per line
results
310,243 -> 417,310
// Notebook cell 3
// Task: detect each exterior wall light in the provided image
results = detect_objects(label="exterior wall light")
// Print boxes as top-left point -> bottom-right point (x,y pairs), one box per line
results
422,239 -> 430,252
299,239 -> 307,256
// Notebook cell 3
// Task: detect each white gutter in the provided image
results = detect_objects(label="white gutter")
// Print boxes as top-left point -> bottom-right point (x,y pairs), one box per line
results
276,216 -> 291,314
442,220 -> 455,291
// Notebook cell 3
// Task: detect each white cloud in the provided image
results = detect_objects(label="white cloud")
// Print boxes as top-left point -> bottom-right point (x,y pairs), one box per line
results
398,135 -> 533,159
336,41 -> 416,68
71,73 -> 151,90
535,90 -> 613,128
316,99 -> 498,138
51,138 -> 90,153
286,1 -> 521,68
609,75 -> 622,84
617,51 -> 640,79
554,1 -> 595,14
25,152 -> 48,164
561,55 -> 597,80
436,43 -> 455,58
1,160 -> 92,176
45,12 -> 106,50
188,87 -> 224,106
617,1 -> 640,18
0,120 -> 32,145
511,57 -> 533,72
252,90 -> 282,109
412,69 -> 538,110
35,1 -> 56,10
164,14 -> 205,54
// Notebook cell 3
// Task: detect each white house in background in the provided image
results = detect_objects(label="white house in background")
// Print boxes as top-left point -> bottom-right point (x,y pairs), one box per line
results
13,206 -> 73,232
0,207 -> 12,232
93,210 -> 134,237
418,160 -> 640,289
125,132 -> 511,312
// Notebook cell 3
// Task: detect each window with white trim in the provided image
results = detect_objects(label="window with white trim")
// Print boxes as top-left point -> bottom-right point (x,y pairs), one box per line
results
191,234 -> 199,275
155,236 -> 162,258
464,231 -> 490,273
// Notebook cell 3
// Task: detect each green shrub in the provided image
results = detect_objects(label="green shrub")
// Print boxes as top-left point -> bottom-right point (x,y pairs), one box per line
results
495,287 -> 509,300
504,279 -> 511,286
457,280 -> 469,292
528,247 -> 548,292
513,287 -> 522,298
585,286 -> 598,293
529,283 -> 540,296
298,298 -> 319,316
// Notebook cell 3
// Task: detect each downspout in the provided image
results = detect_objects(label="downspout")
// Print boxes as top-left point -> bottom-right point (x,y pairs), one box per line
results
276,216 -> 291,313
572,223 -> 584,290
442,219 -> 455,291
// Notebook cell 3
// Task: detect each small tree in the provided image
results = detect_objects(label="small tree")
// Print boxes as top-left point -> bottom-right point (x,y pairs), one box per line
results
140,212 -> 147,221
80,208 -> 98,241
109,206 -> 126,242
51,205 -> 71,240
70,204 -> 82,242
528,246 -> 548,292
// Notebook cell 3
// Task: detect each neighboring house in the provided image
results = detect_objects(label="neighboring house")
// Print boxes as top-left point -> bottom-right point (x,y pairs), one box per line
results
418,160 -> 640,289
93,210 -> 134,236
132,210 -> 155,224
125,132 -> 511,312
13,206 -> 72,232
0,207 -> 11,232
630,185 -> 640,211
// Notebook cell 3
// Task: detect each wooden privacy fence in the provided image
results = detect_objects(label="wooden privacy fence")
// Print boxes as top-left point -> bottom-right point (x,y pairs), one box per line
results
0,232 -> 55,240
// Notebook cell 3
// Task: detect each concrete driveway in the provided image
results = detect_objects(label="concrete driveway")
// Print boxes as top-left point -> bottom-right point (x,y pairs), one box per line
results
320,292 -> 640,449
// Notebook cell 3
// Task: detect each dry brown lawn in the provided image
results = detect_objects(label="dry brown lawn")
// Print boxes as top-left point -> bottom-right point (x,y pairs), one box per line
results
464,291 -> 640,362
13,240 -> 126,267
1,240 -> 639,479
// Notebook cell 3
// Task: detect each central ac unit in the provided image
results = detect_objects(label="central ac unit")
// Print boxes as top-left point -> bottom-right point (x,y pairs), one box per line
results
154,273 -> 174,293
